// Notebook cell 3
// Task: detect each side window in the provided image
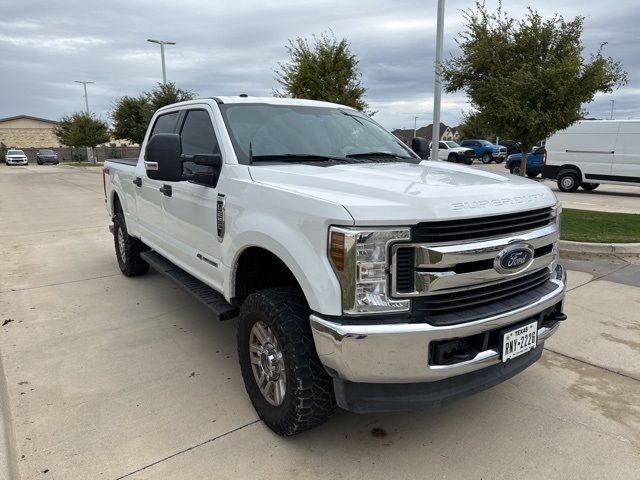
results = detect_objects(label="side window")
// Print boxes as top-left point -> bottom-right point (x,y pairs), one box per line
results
439,142 -> 447,149
150,111 -> 180,137
180,110 -> 219,156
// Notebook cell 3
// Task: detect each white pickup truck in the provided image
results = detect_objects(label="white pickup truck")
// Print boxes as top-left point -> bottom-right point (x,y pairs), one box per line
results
103,96 -> 567,436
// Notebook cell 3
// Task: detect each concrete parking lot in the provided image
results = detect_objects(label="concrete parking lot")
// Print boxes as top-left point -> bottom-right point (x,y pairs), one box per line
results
471,161 -> 640,214
1,164 -> 639,479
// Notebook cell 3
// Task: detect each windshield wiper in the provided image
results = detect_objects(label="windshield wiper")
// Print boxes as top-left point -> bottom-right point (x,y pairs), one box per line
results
345,151 -> 414,160
250,154 -> 349,163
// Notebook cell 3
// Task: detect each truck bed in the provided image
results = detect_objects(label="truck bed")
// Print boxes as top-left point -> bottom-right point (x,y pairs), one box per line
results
106,157 -> 138,166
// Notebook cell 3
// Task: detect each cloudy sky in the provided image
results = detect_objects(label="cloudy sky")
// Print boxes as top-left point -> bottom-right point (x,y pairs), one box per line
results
1,0 -> 638,130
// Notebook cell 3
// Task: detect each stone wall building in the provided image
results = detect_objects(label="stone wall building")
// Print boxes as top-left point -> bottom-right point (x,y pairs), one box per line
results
0,115 -> 61,148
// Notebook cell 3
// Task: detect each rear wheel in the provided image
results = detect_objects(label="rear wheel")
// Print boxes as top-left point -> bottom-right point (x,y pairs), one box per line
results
526,171 -> 539,178
237,287 -> 336,436
580,183 -> 600,191
481,152 -> 493,164
113,211 -> 150,277
557,171 -> 580,192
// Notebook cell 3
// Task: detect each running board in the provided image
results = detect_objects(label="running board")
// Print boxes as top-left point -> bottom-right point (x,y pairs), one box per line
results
140,251 -> 238,321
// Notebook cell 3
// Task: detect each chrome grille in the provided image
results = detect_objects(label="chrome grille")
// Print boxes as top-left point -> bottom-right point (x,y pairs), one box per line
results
414,207 -> 554,243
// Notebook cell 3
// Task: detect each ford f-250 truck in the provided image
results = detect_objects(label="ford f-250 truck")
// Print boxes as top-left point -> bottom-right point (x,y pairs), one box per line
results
103,96 -> 567,436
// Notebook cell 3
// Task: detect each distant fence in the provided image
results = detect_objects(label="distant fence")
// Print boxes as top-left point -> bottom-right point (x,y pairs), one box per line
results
19,146 -> 141,163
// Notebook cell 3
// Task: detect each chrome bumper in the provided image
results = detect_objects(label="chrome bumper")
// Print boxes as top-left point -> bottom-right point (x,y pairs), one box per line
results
311,264 -> 566,383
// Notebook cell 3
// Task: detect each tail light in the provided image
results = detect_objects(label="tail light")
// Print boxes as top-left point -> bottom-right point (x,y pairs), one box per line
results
102,167 -> 108,202
543,149 -> 548,165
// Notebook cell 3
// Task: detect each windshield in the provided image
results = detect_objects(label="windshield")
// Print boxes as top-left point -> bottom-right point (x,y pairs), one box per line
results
39,149 -> 55,155
219,104 -> 416,164
7,150 -> 24,155
444,141 -> 460,148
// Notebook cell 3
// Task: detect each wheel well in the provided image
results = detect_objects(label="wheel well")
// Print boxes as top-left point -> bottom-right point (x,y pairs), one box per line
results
558,165 -> 582,178
233,247 -> 301,305
112,192 -> 122,216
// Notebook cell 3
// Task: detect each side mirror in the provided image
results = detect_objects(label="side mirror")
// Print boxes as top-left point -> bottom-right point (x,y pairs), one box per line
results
411,137 -> 430,159
145,133 -> 183,182
184,153 -> 223,187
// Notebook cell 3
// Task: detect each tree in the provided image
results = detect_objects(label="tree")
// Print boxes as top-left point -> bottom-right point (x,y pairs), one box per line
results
145,81 -> 196,112
275,32 -> 372,114
457,111 -> 494,140
111,82 -> 196,144
442,3 -> 627,175
54,113 -> 110,148
111,95 -> 152,145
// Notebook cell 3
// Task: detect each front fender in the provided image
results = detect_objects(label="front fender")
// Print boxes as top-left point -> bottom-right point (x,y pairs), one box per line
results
221,184 -> 354,316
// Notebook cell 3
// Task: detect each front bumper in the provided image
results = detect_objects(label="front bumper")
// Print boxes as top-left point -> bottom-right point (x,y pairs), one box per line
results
6,158 -> 28,165
310,264 -> 566,384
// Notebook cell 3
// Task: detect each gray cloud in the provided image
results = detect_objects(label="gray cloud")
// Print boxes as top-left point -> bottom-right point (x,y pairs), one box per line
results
0,0 -> 637,130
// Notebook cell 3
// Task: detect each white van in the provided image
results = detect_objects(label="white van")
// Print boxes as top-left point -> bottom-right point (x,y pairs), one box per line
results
542,120 -> 640,192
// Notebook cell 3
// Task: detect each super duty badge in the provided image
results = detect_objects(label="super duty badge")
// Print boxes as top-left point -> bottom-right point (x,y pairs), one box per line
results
217,194 -> 226,240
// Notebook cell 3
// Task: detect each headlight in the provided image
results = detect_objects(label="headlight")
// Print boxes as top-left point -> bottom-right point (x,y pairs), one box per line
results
552,201 -> 562,230
329,227 -> 410,314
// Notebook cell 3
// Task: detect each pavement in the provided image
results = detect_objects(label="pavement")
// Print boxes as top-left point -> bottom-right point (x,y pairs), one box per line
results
471,161 -> 640,214
0,164 -> 639,479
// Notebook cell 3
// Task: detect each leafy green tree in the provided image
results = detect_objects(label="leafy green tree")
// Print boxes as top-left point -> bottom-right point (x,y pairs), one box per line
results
145,81 -> 196,112
111,82 -> 196,144
275,32 -> 372,113
457,111 -> 494,140
54,113 -> 110,149
111,95 -> 152,145
442,3 -> 627,175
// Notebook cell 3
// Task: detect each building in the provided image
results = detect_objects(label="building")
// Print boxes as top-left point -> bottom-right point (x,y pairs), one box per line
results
0,115 -> 61,148
441,126 -> 461,142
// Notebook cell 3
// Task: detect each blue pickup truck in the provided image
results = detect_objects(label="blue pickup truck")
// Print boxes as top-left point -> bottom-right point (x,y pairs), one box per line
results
505,147 -> 547,177
459,139 -> 507,164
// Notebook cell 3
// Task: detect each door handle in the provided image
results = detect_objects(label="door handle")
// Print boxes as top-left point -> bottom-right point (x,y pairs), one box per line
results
132,177 -> 142,187
159,185 -> 172,197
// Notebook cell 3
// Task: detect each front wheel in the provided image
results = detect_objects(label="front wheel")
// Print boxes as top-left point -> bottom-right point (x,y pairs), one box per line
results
557,171 -> 580,192
580,183 -> 599,191
509,164 -> 522,176
481,152 -> 493,164
237,287 -> 336,436
447,154 -> 459,163
495,158 -> 504,164
113,211 -> 150,276
526,171 -> 539,178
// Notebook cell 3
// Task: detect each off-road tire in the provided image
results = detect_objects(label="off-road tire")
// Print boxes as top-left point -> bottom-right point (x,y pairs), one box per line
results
580,183 -> 599,191
113,211 -> 150,277
509,164 -> 522,175
481,152 -> 493,164
557,170 -> 580,192
238,287 -> 336,436
448,154 -> 459,163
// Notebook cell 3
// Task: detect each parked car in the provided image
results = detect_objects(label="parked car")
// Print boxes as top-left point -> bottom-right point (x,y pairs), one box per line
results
542,120 -> 640,192
498,140 -> 521,157
104,96 -> 566,436
459,139 -> 507,163
5,149 -> 28,165
505,147 -> 547,177
428,141 -> 475,164
36,149 -> 59,165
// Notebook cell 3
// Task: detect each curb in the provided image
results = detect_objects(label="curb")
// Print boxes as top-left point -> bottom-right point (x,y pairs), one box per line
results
559,240 -> 640,255
0,349 -> 18,480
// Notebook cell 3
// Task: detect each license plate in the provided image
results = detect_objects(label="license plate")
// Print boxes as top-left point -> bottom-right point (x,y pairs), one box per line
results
502,321 -> 537,361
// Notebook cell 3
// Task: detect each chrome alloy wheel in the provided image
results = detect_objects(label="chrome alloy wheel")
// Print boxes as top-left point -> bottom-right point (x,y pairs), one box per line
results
249,321 -> 286,406
117,226 -> 127,262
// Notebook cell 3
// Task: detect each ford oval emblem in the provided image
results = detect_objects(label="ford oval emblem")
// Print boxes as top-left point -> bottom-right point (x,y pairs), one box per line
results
494,244 -> 534,274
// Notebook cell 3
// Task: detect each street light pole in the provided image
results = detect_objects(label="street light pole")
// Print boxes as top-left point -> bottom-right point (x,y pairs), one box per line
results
414,116 -> 420,138
610,100 -> 615,120
74,80 -> 94,114
147,39 -> 176,84
430,0 -> 445,162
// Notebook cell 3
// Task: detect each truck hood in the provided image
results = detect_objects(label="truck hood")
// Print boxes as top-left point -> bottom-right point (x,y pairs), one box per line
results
249,161 -> 557,224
